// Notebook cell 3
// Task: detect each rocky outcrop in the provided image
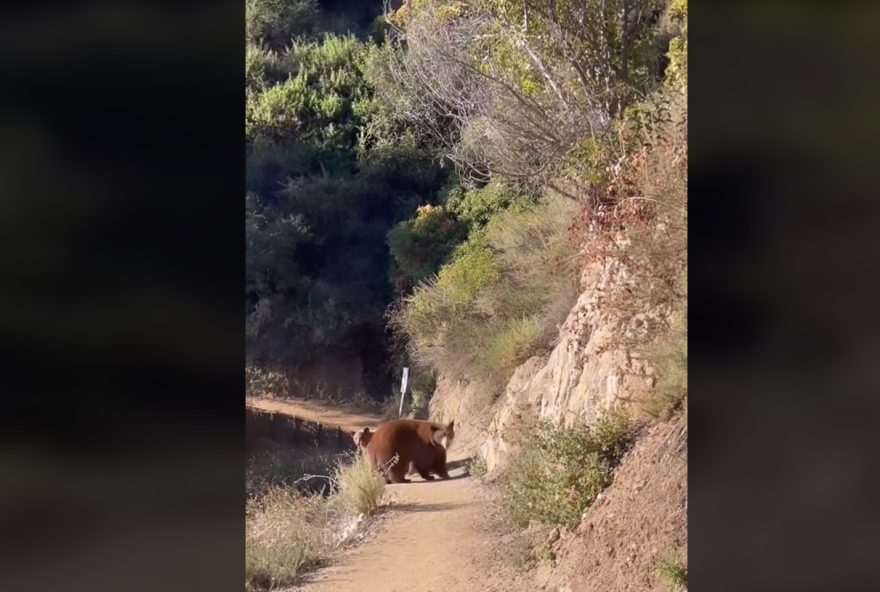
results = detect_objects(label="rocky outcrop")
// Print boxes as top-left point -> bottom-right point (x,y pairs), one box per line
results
430,254 -> 657,471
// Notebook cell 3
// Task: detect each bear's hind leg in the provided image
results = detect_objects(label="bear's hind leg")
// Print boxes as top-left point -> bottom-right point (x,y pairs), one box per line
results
387,461 -> 410,484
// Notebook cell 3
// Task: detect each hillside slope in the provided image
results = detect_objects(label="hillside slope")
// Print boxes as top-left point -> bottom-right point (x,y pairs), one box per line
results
538,420 -> 687,591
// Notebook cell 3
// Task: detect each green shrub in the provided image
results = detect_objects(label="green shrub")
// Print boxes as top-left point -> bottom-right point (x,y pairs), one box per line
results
446,180 -> 539,228
246,73 -> 309,140
501,411 -> 630,527
246,43 -> 288,91
437,235 -> 501,307
246,0 -> 319,51
466,455 -> 488,478
664,0 -> 688,92
332,454 -> 386,515
657,551 -> 688,589
387,204 -> 467,285
407,387 -> 430,418
245,364 -> 290,398
245,34 -> 369,143
392,196 -> 578,395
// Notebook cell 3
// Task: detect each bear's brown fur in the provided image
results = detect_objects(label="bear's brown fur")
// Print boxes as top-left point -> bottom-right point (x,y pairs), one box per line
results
362,419 -> 455,483
349,426 -> 373,449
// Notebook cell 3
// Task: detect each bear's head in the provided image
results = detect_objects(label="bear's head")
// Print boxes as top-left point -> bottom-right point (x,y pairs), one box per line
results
349,427 -> 373,449
431,420 -> 455,449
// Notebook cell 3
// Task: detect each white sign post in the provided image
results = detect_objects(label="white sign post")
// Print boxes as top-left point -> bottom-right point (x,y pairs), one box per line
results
398,367 -> 409,417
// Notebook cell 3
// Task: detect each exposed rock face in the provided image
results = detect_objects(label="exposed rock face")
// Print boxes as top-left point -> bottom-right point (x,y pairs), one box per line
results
430,255 -> 656,471
426,237 -> 687,592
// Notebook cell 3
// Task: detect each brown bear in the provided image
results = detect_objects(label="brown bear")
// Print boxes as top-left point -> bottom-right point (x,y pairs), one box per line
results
349,426 -> 374,450
348,426 -> 431,479
361,419 -> 455,483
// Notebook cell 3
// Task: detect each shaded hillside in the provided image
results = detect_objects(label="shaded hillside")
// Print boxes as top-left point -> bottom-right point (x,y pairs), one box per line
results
245,0 -> 449,397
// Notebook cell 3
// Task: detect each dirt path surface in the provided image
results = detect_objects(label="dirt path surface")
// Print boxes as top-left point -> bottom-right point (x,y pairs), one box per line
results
246,396 -> 383,432
250,396 -> 526,591
294,452 -> 527,592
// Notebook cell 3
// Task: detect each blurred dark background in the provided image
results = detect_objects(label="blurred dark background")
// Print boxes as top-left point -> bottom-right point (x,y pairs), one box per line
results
0,1 -> 879,591
689,3 -> 880,590
0,2 -> 244,591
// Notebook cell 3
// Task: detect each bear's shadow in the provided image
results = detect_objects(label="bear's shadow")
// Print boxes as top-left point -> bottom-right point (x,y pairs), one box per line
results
446,458 -> 469,471
404,457 -> 471,482
384,501 -> 470,513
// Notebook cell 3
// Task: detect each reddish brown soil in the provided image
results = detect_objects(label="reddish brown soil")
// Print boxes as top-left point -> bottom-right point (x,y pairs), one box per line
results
539,419 -> 688,592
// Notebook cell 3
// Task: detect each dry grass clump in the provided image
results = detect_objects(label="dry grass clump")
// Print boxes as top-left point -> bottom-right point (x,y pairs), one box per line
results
246,489 -> 331,591
245,453 -> 386,590
332,454 -> 386,515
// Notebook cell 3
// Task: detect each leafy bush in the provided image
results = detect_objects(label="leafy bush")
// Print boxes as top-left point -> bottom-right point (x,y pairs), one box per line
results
392,195 -> 578,395
246,44 -> 288,91
245,25 -> 451,378
245,0 -> 319,51
387,204 -> 467,285
664,0 -> 688,92
657,551 -> 688,589
407,387 -> 430,418
245,34 -> 369,144
332,454 -> 386,515
445,180 -> 539,228
245,364 -> 290,398
501,411 -> 630,527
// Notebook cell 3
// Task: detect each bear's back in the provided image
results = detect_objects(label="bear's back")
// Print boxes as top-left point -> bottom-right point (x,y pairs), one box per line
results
368,419 -> 443,466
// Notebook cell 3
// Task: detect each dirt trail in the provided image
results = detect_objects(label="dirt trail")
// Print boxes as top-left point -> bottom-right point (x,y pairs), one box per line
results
254,397 -> 525,592
246,396 -> 383,432
250,396 -> 525,591
295,452 -> 526,592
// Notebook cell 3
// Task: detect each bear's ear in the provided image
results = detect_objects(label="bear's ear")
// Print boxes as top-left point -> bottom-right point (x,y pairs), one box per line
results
447,420 -> 455,429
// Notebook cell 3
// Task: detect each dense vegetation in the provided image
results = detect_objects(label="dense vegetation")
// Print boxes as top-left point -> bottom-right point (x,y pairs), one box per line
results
501,411 -> 630,526
245,0 -> 687,585
385,0 -> 687,402
246,0 -> 687,413
245,0 -> 448,396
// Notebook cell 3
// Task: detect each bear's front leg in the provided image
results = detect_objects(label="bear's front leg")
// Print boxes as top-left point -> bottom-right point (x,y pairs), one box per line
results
431,456 -> 450,480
